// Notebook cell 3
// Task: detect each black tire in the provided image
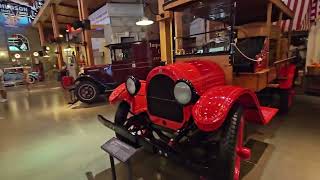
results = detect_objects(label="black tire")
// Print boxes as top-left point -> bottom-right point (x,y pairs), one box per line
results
215,105 -> 244,180
115,101 -> 131,141
28,76 -> 36,84
114,101 -> 141,147
75,81 -> 99,104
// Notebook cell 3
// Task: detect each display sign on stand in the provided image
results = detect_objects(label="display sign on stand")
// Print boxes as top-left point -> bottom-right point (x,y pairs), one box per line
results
101,137 -> 139,180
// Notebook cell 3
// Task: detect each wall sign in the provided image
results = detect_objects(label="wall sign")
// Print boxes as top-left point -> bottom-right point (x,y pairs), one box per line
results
8,34 -> 30,52
0,0 -> 44,27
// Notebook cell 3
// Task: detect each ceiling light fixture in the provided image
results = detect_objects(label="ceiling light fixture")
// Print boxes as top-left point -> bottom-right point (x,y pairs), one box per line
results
136,16 -> 154,26
136,1 -> 155,26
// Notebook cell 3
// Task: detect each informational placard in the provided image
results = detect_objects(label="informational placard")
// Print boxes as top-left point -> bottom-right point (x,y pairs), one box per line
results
101,137 -> 138,163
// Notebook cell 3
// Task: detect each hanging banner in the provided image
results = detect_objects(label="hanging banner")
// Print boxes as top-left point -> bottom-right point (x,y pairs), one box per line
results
0,0 -> 44,27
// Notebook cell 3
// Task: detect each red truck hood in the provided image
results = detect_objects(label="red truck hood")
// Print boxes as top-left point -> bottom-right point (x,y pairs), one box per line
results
146,60 -> 226,95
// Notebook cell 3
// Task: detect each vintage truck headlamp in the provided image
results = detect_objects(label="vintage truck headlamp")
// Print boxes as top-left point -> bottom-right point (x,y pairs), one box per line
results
126,76 -> 141,96
174,80 -> 196,105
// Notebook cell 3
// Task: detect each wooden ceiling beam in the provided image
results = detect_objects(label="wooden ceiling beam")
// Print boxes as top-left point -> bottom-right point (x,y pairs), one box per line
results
59,3 -> 78,9
56,14 -> 79,19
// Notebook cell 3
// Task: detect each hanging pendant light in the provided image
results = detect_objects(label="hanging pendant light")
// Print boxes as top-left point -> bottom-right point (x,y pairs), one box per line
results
136,16 -> 154,26
136,0 -> 154,26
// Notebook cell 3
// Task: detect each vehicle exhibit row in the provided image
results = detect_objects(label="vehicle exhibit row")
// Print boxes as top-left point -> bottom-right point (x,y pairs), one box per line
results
98,0 -> 297,179
3,67 -> 40,87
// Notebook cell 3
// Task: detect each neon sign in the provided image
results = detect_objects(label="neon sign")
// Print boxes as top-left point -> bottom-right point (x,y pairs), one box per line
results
0,0 -> 44,27
8,34 -> 30,52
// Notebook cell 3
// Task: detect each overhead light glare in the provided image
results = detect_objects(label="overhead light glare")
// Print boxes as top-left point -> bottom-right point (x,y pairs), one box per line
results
136,17 -> 154,26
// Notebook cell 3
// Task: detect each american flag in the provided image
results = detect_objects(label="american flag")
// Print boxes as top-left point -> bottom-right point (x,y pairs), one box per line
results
310,0 -> 320,21
282,0 -> 320,31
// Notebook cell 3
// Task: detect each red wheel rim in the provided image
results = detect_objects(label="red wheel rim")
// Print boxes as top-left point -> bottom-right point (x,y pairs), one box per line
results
234,116 -> 244,180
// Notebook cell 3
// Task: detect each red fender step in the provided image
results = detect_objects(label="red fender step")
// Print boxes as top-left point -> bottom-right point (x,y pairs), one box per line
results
260,106 -> 278,124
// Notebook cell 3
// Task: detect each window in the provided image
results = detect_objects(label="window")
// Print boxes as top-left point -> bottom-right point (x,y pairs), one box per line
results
173,0 -> 233,57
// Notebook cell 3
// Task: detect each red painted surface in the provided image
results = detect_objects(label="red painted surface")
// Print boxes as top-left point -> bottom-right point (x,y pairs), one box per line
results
192,85 -> 276,132
235,116 -> 245,180
254,39 -> 269,72
110,60 -> 278,132
146,60 -> 226,130
146,60 -> 226,95
260,106 -> 279,124
61,76 -> 74,89
109,81 -> 147,115
278,64 -> 296,89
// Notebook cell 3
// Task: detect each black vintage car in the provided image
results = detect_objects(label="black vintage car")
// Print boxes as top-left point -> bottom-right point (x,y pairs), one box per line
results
75,40 -> 162,103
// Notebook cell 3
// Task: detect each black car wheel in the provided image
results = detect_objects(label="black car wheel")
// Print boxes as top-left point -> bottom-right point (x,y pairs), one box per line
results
75,81 -> 99,104
28,76 -> 36,84
214,105 -> 245,180
115,101 -> 152,148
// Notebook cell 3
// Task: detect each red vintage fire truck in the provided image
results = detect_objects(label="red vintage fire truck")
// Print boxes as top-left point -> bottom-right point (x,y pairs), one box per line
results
99,0 -> 297,179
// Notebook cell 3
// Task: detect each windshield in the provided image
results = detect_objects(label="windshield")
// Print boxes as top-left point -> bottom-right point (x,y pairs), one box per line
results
173,0 -> 234,57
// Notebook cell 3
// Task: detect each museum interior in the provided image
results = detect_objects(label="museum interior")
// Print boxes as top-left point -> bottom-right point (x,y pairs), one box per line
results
0,0 -> 320,180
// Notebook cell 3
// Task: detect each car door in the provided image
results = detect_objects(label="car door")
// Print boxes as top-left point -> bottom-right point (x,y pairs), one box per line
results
110,47 -> 134,85
132,41 -> 161,80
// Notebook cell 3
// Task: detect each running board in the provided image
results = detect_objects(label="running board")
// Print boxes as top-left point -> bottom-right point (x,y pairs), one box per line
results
260,106 -> 278,125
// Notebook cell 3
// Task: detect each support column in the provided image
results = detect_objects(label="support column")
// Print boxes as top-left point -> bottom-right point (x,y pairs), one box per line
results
276,12 -> 283,59
50,4 -> 63,69
174,12 -> 183,55
78,0 -> 94,66
266,2 -> 273,66
37,22 -> 46,47
287,20 -> 293,53
157,0 -> 173,64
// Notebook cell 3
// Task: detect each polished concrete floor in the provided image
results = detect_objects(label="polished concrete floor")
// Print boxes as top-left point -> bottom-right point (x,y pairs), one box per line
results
0,83 -> 319,180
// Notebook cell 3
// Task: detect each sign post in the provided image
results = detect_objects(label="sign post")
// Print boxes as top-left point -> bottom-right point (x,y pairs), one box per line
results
101,137 -> 139,180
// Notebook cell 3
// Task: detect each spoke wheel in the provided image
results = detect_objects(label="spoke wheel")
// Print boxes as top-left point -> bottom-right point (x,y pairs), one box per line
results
75,81 -> 99,104
115,101 -> 152,147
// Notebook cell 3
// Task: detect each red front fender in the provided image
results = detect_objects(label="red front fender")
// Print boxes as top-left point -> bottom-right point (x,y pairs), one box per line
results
192,86 -> 268,132
109,81 -> 147,114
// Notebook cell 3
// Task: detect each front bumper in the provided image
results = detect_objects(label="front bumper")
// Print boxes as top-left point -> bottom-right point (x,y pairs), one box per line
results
97,115 -> 211,175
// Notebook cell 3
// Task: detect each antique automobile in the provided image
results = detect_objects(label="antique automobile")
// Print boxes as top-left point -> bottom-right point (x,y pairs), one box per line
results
3,67 -> 38,86
28,71 -> 39,84
3,70 -> 24,87
74,40 -> 161,103
98,0 -> 297,179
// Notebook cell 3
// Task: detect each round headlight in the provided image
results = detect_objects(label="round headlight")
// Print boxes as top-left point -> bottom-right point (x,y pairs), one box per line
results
126,76 -> 141,96
174,81 -> 192,105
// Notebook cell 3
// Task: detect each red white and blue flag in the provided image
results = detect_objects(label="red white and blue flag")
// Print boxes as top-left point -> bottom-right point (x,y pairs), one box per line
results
310,0 -> 320,22
282,0 -> 320,31
282,0 -> 310,31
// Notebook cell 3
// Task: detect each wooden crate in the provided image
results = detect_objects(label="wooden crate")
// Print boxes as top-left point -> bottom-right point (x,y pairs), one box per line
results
233,68 -> 276,92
